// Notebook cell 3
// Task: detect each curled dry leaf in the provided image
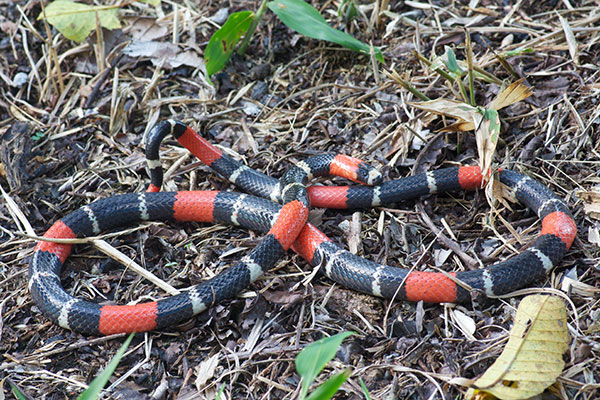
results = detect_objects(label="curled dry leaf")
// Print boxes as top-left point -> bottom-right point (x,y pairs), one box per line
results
576,189 -> 600,221
487,78 -> 533,111
195,354 -> 220,391
465,295 -> 569,400
450,309 -> 477,341
475,108 -> 500,183
408,98 -> 477,125
408,79 -> 533,133
124,41 -> 204,69
489,174 -> 516,211
410,98 -> 502,189
561,276 -> 600,298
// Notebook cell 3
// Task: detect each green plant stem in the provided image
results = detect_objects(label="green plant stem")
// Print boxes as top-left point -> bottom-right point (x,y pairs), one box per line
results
468,71 -> 475,105
385,69 -> 430,101
414,51 -> 454,83
433,67 -> 454,83
457,79 -> 469,103
404,81 -> 431,101
494,54 -> 521,80
472,66 -> 502,85
237,0 -> 269,55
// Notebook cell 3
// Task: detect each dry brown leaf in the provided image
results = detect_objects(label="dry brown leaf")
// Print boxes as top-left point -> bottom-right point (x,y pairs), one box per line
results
576,189 -> 600,220
123,41 -> 204,69
487,78 -> 533,111
466,295 -> 569,400
125,17 -> 169,41
561,275 -> 600,298
408,98 -> 477,126
438,119 -> 476,132
474,109 -> 500,182
491,177 -> 516,209
194,353 -> 220,391
410,79 -> 531,134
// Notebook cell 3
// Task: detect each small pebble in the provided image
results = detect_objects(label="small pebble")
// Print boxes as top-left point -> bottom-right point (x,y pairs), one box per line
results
12,72 -> 28,87
210,8 -> 229,24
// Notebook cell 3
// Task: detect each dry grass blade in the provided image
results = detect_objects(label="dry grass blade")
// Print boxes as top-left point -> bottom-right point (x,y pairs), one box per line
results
1,184 -> 35,236
576,190 -> 600,220
558,14 -> 580,65
408,98 -> 477,127
486,78 -> 533,111
474,108 -> 500,181
91,239 -> 180,296
385,68 -> 430,101
465,28 -> 475,106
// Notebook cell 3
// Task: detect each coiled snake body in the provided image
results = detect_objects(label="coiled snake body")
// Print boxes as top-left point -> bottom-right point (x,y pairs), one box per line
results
29,120 -> 577,335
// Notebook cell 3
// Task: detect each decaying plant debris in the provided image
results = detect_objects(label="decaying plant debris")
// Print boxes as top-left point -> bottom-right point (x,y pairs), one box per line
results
1,1 -> 599,399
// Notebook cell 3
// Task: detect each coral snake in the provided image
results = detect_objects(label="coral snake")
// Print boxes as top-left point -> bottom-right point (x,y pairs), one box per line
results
30,120 -> 577,335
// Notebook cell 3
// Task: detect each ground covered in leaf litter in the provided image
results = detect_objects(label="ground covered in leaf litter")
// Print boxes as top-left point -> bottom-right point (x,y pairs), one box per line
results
0,1 -> 599,399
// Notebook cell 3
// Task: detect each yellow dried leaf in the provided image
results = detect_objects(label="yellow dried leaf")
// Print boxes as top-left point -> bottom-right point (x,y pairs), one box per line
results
490,178 -> 516,210
408,98 -> 477,124
438,120 -> 475,132
487,78 -> 533,111
466,295 -> 569,400
39,0 -> 120,43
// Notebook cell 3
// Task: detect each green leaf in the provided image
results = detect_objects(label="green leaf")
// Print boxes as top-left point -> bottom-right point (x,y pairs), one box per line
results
444,47 -> 461,74
76,333 -> 135,400
215,383 -> 226,400
267,0 -> 383,62
205,11 -> 255,76
38,0 -> 120,43
338,0 -> 359,24
296,331 -> 354,399
360,377 -> 372,400
483,108 -> 500,141
503,48 -> 533,57
9,381 -> 28,400
139,0 -> 161,6
305,370 -> 351,400
31,130 -> 45,142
